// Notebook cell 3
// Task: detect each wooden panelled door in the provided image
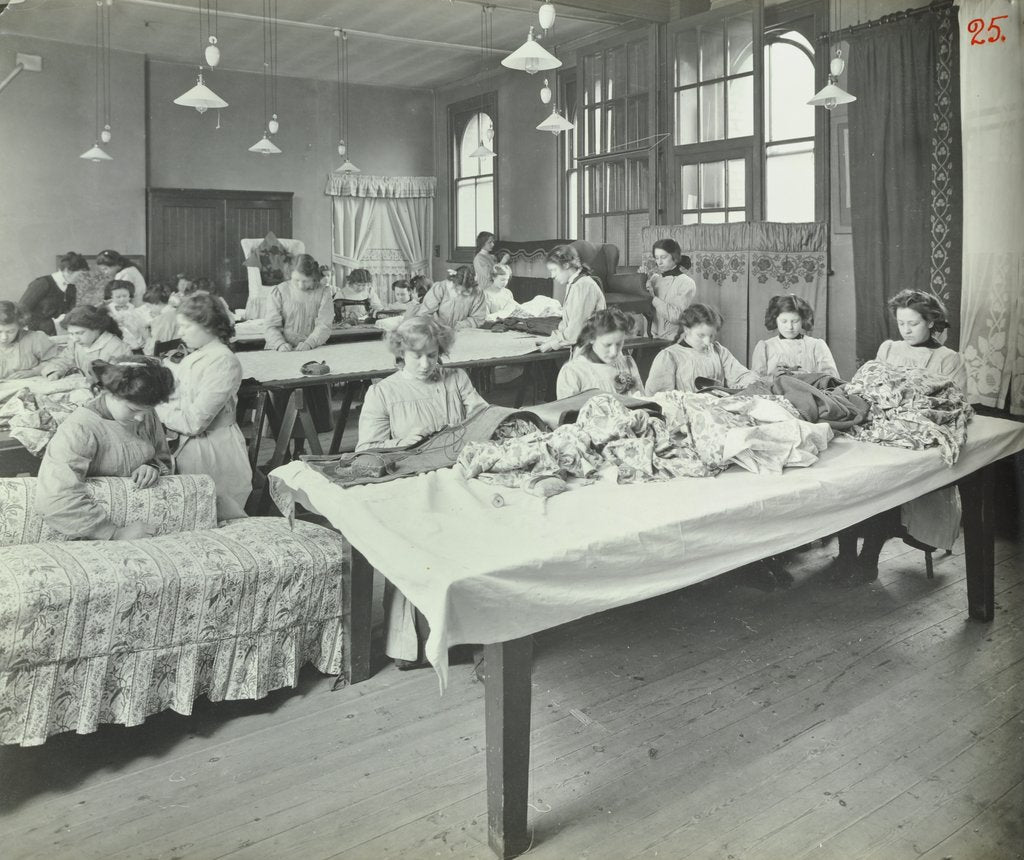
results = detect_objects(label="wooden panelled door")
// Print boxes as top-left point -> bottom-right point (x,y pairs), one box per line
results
147,189 -> 293,309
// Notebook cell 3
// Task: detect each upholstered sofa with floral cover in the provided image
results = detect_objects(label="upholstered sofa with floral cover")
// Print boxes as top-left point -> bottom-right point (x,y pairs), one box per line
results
0,474 -> 348,746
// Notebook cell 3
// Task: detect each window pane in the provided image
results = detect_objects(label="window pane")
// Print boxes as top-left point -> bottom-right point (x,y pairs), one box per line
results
700,82 -> 724,142
700,161 -> 725,208
727,209 -> 746,222
584,53 -> 603,105
456,181 -> 477,246
764,40 -> 815,142
458,113 -> 493,178
680,164 -> 698,210
476,178 -> 494,235
606,101 -> 625,150
727,159 -> 745,208
766,141 -> 815,221
727,75 -> 753,138
702,211 -> 726,224
675,30 -> 698,87
607,160 -> 626,211
605,214 -> 626,260
628,158 -> 649,210
606,46 -> 625,101
628,40 -> 648,94
584,215 -> 604,244
727,15 -> 754,75
628,212 -> 650,266
567,170 -> 578,240
675,88 -> 697,145
628,94 -> 649,145
682,212 -> 699,225
586,106 -> 603,156
700,25 -> 724,80
585,163 -> 605,214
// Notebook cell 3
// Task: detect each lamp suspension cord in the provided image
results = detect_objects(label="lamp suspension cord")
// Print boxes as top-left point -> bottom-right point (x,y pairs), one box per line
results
262,0 -> 269,126
104,0 -> 112,129
94,0 -> 101,140
335,31 -> 343,141
272,0 -> 279,120
343,31 -> 349,142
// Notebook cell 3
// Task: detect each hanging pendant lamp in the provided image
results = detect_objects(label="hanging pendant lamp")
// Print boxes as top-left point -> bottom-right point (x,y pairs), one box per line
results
175,0 -> 226,113
248,132 -> 282,155
249,0 -> 280,154
502,26 -> 561,75
809,0 -> 855,110
81,0 -> 112,162
536,107 -> 574,135
332,29 -> 359,172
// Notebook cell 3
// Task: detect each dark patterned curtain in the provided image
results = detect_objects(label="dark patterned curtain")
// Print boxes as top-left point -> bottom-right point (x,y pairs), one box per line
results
847,3 -> 962,361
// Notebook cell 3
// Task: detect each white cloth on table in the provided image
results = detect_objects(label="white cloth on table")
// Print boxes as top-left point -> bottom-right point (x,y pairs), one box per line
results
237,328 -> 539,385
270,415 -> 1024,690
156,339 -> 252,520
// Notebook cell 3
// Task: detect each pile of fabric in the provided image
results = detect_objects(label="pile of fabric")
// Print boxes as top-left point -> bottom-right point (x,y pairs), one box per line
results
456,392 -> 833,492
0,377 -> 91,456
843,360 -> 973,466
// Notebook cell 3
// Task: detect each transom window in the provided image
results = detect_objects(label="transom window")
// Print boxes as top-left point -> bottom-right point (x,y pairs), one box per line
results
449,95 -> 497,256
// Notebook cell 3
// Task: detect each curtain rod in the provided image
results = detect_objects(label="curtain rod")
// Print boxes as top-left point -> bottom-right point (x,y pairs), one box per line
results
818,0 -> 954,41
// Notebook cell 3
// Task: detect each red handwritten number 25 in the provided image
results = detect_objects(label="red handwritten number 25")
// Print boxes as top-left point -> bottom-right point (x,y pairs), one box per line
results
967,15 -> 1009,45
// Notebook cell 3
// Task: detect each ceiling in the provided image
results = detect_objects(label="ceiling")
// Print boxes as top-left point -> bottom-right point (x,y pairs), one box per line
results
0,0 -> 662,89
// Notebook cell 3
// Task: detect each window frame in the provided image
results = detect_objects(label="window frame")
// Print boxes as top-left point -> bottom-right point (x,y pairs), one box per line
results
448,92 -> 498,262
665,0 -> 829,225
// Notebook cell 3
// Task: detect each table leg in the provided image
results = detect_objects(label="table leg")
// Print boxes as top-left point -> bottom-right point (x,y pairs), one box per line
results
329,381 -> 359,454
338,547 -> 374,687
484,636 -> 534,859
249,389 -> 269,471
960,462 -> 996,621
295,390 -> 324,456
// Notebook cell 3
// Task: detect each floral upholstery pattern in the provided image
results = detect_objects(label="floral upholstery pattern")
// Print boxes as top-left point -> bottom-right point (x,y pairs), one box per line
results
0,481 -> 348,746
844,359 -> 973,466
0,475 -> 218,546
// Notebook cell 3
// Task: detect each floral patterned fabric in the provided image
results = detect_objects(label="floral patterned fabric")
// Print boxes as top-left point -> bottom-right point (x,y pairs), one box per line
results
0,475 -> 218,547
456,392 -> 831,489
843,359 -> 973,466
0,385 -> 93,456
0,516 -> 347,746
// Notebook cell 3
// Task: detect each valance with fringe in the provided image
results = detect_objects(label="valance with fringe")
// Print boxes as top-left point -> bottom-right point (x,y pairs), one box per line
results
324,174 -> 437,199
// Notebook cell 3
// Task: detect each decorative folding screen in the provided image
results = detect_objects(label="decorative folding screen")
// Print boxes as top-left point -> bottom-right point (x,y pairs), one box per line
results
325,174 -> 436,305
640,222 -> 829,364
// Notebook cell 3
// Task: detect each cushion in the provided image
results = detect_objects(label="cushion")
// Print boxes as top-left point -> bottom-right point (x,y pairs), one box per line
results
0,475 -> 219,547
0,517 -> 348,746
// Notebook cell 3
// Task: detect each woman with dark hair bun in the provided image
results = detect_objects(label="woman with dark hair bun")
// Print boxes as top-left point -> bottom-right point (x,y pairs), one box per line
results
156,292 -> 252,519
43,304 -> 132,383
20,251 -> 90,335
647,239 -> 697,340
264,253 -> 334,352
96,249 -> 147,304
36,357 -> 174,540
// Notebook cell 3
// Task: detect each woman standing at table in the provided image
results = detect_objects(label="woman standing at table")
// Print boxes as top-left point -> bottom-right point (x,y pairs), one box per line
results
646,239 -> 697,341
36,357 -> 173,540
830,289 -> 967,584
264,254 -> 334,352
358,315 -> 488,669
416,266 -> 486,330
472,231 -> 510,294
157,292 -> 251,519
537,245 -> 606,352
96,250 -> 147,304
20,251 -> 90,335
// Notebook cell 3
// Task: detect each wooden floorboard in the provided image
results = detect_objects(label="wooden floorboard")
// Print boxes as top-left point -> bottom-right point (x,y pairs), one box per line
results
2,536 -> 1022,860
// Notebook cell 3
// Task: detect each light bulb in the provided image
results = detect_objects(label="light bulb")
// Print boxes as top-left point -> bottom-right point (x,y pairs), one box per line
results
337,139 -> 347,156
540,79 -> 552,104
205,36 -> 221,68
526,58 -> 539,74
100,124 -> 112,143
539,2 -> 556,29
268,114 -> 280,134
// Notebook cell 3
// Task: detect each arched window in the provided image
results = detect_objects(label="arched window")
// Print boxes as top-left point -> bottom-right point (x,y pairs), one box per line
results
450,97 -> 497,254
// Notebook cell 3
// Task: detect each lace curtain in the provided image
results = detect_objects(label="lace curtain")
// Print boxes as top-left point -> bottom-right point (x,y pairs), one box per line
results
326,175 -> 436,304
958,0 -> 1024,413
640,222 -> 828,364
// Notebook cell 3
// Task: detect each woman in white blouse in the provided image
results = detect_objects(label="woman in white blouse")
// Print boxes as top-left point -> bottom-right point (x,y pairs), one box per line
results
96,249 -> 146,305
646,239 -> 697,340
537,245 -> 606,352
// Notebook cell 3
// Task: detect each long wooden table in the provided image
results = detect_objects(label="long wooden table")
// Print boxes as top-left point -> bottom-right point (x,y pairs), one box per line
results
242,333 -> 671,472
269,415 -> 1024,858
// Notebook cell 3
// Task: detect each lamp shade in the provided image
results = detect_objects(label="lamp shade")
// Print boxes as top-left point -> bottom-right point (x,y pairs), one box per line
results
536,108 -> 574,135
334,158 -> 361,174
248,133 -> 282,155
501,26 -> 561,75
80,143 -> 113,162
470,141 -> 496,158
807,81 -> 856,110
174,72 -> 228,113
